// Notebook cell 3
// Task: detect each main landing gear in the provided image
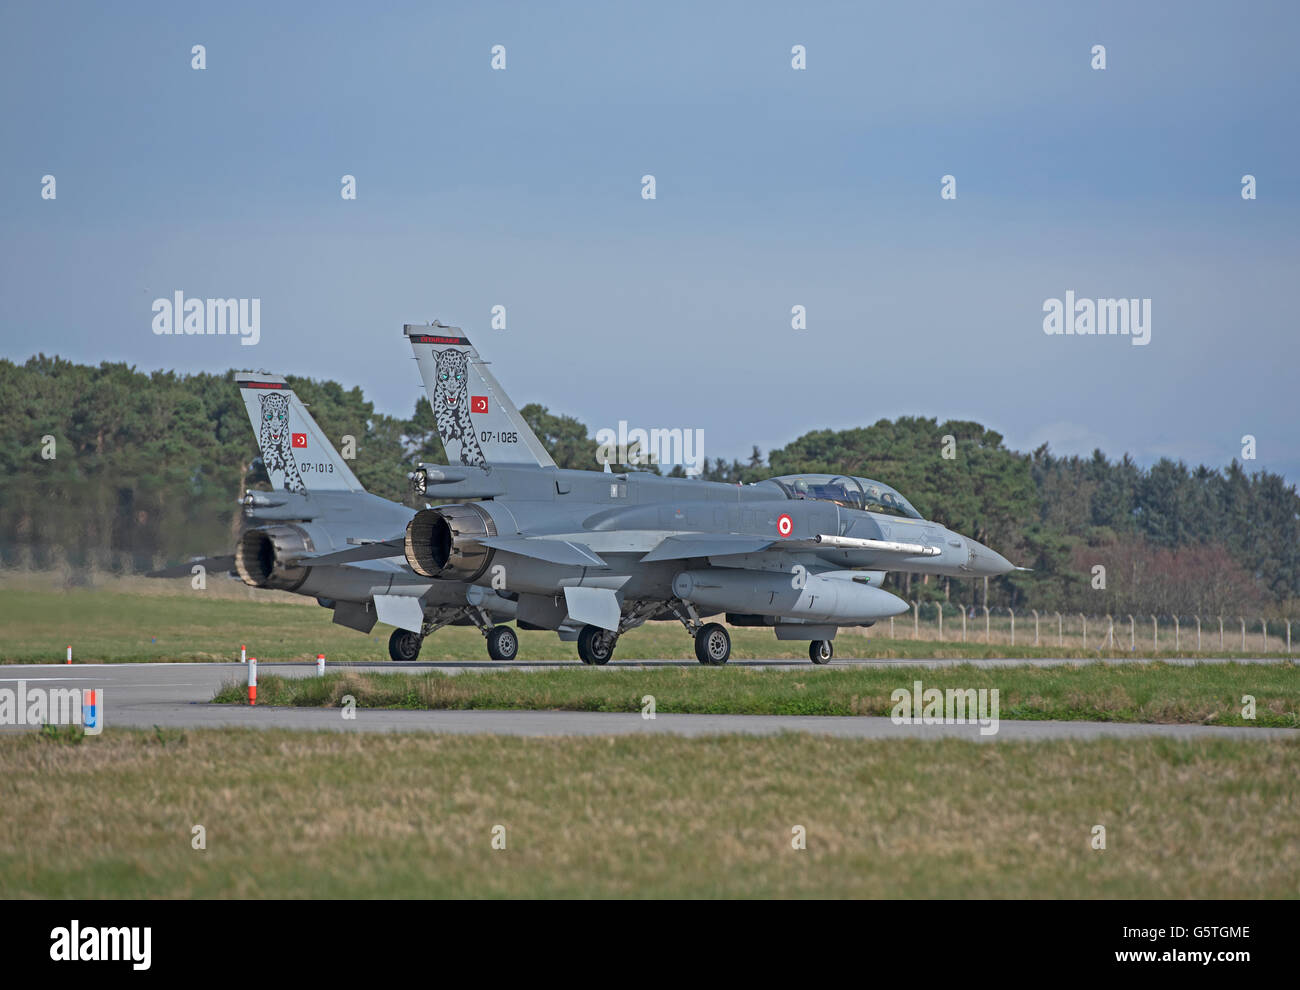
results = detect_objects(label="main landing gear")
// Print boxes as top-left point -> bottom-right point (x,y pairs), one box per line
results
665,600 -> 733,665
694,623 -> 731,665
577,625 -> 617,665
486,625 -> 519,662
809,640 -> 834,664
388,602 -> 522,663
388,628 -> 423,662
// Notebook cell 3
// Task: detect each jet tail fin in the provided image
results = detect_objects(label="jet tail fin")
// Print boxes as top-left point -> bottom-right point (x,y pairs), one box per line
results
405,323 -> 556,470
236,373 -> 365,494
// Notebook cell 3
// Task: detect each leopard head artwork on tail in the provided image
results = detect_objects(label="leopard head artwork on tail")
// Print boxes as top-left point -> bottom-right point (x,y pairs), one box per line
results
432,349 -> 487,467
258,391 -> 306,493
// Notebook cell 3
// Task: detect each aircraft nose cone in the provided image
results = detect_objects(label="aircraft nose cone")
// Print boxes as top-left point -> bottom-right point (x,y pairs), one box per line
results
967,540 -> 1014,576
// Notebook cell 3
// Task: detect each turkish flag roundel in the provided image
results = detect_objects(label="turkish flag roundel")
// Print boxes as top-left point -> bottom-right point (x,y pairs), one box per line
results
291,433 -> 307,448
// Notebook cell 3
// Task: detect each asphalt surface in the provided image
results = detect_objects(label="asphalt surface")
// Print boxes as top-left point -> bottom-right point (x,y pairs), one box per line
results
0,659 -> 1296,742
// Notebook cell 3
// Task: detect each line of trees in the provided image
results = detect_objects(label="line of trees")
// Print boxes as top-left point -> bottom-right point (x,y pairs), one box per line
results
1,356 -> 1296,614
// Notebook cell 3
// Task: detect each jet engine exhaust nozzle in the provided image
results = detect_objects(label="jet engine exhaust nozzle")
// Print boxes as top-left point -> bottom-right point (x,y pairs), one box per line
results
404,503 -> 497,581
234,524 -> 313,591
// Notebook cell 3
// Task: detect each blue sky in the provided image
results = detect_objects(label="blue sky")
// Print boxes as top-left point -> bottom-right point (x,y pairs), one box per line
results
2,1 -> 1297,481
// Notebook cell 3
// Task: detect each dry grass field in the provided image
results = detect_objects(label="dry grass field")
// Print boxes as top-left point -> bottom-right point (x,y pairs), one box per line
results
2,728 -> 1297,898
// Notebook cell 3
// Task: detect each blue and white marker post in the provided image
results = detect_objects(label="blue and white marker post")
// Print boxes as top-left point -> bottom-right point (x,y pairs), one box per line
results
81,688 -> 102,735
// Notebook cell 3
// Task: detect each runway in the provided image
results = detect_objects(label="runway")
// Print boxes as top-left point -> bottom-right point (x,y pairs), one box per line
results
1,659 -> 1296,742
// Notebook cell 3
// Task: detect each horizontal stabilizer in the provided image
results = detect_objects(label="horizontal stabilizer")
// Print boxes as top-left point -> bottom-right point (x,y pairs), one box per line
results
640,534 -> 776,562
479,536 -> 608,568
304,537 -> 405,566
147,554 -> 235,578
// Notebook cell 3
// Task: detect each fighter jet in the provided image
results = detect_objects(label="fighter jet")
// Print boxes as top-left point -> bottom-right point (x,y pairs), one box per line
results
152,373 -> 522,662
382,322 -> 1017,665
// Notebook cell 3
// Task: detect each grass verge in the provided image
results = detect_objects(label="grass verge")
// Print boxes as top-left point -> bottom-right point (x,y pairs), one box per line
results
211,662 -> 1300,726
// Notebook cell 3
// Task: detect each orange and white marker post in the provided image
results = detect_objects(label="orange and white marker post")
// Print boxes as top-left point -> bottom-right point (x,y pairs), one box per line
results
316,653 -> 325,676
240,644 -> 247,664
248,656 -> 257,706
66,645 -> 72,665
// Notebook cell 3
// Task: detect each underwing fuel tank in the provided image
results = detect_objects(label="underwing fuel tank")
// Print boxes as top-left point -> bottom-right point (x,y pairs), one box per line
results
672,569 -> 909,624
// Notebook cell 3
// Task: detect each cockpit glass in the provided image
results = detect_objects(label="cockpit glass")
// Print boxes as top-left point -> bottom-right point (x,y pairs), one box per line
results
767,474 -> 921,519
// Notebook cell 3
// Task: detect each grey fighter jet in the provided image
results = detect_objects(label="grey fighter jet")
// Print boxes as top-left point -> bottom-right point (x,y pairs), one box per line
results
386,322 -> 1016,665
152,373 -> 522,662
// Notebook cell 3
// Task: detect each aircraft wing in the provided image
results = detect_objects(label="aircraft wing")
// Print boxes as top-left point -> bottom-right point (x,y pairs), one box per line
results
640,534 -> 778,562
477,536 -> 609,568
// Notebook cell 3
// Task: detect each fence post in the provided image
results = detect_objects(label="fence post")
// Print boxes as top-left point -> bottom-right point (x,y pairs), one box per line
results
1173,615 -> 1180,652
1219,616 -> 1224,651
962,605 -> 967,643
1107,614 -> 1113,649
1056,612 -> 1063,647
912,601 -> 919,639
1239,616 -> 1245,652
1009,608 -> 1015,647
1287,619 -> 1291,654
1195,615 -> 1201,651
983,605 -> 991,644
937,602 -> 943,641
1152,615 -> 1158,651
1032,608 -> 1040,646
1128,614 -> 1135,652
1080,614 -> 1087,649
1261,617 -> 1267,653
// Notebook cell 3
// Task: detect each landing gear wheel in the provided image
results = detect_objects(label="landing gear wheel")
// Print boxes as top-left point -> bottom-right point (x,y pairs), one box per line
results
577,625 -> 617,665
695,623 -> 731,665
388,628 -> 423,662
809,640 -> 834,664
486,626 -> 519,662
